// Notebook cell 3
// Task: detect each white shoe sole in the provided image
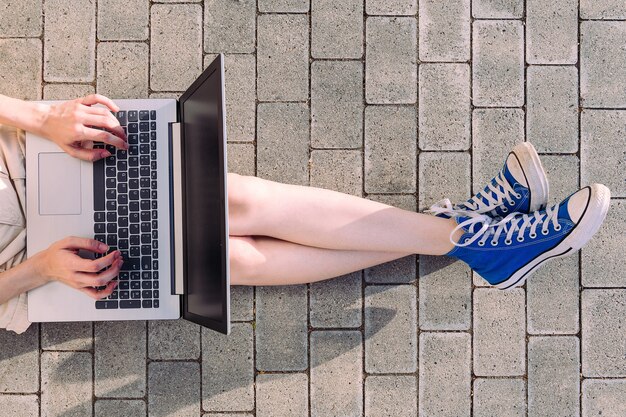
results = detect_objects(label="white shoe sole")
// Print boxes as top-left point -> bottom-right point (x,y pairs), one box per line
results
512,142 -> 549,212
495,183 -> 611,290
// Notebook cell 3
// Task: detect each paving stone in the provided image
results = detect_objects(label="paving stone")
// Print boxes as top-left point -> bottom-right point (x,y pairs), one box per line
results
582,289 -> 626,377
94,321 -> 146,398
364,195 -> 417,284
581,22 -> 626,108
150,4 -> 202,91
0,39 -> 41,100
527,66 -> 579,154
472,20 -> 524,107
311,61 -> 363,148
527,257 -> 580,335
472,0 -> 523,18
365,106 -> 417,193
583,200 -> 626,287
582,380 -> 626,417
202,323 -> 254,411
205,414 -> 252,417
366,0 -> 417,15
580,0 -> 626,19
43,84 -> 94,100
204,0 -> 255,53
259,0 -> 309,12
41,351 -> 92,417
473,288 -> 525,376
365,375 -> 417,417
310,272 -> 362,328
311,330 -> 363,417
419,332 -> 471,417
418,152 -> 471,211
310,150 -> 363,196
0,0 -> 41,37
231,283 -> 254,321
257,103 -> 309,186
419,255 -> 472,331
419,0 -> 470,62
0,395 -> 39,417
581,110 -> 626,197
418,63 -> 471,151
528,336 -> 580,417
540,154 -> 580,206
41,322 -> 92,351
0,325 -> 38,393
366,17 -> 417,104
256,286 -> 308,371
527,0 -> 578,64
148,320 -> 201,360
97,42 -> 149,99
227,143 -> 255,177
257,14 -> 309,101
95,399 -> 146,417
312,0 -> 363,58
149,362 -> 200,417
365,285 -> 417,373
257,373 -> 308,417
472,109 -> 524,193
473,378 -> 526,417
97,0 -> 148,41
44,0 -> 95,82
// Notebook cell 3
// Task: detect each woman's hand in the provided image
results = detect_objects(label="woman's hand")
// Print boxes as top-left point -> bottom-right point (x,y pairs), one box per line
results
32,236 -> 123,300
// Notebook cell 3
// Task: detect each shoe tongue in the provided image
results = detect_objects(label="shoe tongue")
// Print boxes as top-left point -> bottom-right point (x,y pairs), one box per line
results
454,213 -> 491,233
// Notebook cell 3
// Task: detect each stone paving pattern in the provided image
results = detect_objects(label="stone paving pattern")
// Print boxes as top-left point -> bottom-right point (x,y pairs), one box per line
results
0,0 -> 625,416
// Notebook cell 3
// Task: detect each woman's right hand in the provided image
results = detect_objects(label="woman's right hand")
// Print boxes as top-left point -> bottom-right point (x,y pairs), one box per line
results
32,236 -> 122,299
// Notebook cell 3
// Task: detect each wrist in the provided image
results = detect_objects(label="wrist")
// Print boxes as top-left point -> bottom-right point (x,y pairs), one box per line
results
29,251 -> 54,284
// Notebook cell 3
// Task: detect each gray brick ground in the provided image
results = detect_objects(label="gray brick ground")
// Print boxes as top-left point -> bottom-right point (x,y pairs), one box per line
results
44,0 -> 94,82
365,375 -> 417,417
311,61 -> 363,149
43,84 -> 94,100
418,151 -> 471,211
0,325 -> 38,393
148,362 -> 200,417
419,255 -> 472,331
419,64 -> 471,151
366,17 -> 417,104
527,66 -> 579,154
0,0 -> 41,37
581,0 -> 626,19
41,351 -> 92,417
97,0 -> 148,41
95,399 -> 146,417
257,373 -> 308,417
202,324 -> 254,411
231,285 -> 254,321
582,290 -> 626,377
472,0 -> 523,18
148,320 -> 201,360
0,39 -> 41,100
581,22 -> 626,108
311,331 -> 363,417
528,336 -> 580,417
367,0 -> 417,15
94,321 -> 146,398
419,332 -> 471,417
581,110 -> 626,197
227,143 -> 255,177
41,322 -> 92,351
365,106 -> 417,193
257,103 -> 309,186
473,20 -> 524,107
204,0 -> 255,53
256,286 -> 308,371
310,272 -> 362,328
419,0 -> 470,62
97,42 -> 149,99
257,14 -> 309,101
310,150 -> 363,196
582,380 -> 626,417
473,378 -> 526,417
312,0 -> 363,59
365,285 -> 417,373
474,288 -> 526,376
259,0 -> 309,12
150,4 -> 202,91
526,0 -> 578,64
541,155 -> 580,205
583,201 -> 626,287
0,395 -> 38,417
527,257 -> 579,335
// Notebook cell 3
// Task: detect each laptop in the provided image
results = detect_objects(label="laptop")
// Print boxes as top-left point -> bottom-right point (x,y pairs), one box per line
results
26,54 -> 231,334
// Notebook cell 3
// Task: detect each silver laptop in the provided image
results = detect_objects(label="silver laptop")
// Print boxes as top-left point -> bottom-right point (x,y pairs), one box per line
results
26,54 -> 231,334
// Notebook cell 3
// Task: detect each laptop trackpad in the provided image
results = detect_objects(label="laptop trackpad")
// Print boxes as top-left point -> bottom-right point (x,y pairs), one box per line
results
38,153 -> 82,215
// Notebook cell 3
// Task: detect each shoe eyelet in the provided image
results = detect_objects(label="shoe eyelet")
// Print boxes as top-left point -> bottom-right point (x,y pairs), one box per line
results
502,207 -> 508,213
477,241 -> 485,247
490,240 -> 498,246
541,229 -> 549,235
529,232 -> 537,238
508,200 -> 515,206
517,236 -> 524,242
516,193 -> 522,199
505,239 -> 512,245
464,238 -> 470,243
554,224 -> 562,231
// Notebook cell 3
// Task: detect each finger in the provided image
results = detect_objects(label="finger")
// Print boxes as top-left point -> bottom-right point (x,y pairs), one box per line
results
83,109 -> 126,139
83,127 -> 129,150
73,250 -> 120,274
79,280 -> 118,300
64,144 -> 107,162
61,236 -> 109,253
80,94 -> 119,113
83,258 -> 123,287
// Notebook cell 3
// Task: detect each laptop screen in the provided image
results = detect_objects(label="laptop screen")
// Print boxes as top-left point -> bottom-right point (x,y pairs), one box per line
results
179,55 -> 229,334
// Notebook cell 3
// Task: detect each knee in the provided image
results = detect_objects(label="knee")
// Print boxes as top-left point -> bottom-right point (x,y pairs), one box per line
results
229,236 -> 265,285
227,173 -> 271,234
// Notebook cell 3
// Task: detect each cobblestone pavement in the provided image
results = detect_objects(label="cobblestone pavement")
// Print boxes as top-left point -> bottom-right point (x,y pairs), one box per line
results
1,0 -> 626,416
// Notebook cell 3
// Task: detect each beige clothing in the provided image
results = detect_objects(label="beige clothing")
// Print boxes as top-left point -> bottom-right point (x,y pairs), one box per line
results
0,125 -> 30,334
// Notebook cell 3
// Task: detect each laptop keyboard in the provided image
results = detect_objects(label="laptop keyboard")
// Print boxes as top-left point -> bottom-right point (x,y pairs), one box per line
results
92,110 -> 160,310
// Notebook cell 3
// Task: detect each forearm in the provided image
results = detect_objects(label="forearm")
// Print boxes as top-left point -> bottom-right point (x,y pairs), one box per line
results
0,254 -> 49,305
0,94 -> 48,134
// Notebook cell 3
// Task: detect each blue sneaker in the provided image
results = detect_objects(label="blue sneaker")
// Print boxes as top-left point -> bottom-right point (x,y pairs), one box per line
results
429,142 -> 549,218
446,184 -> 611,289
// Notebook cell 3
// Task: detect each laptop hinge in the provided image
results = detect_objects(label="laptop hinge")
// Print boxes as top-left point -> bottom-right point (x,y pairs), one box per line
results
170,122 -> 185,295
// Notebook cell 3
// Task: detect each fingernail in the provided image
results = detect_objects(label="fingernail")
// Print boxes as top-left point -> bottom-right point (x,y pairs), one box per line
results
99,243 -> 108,251
101,151 -> 111,158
